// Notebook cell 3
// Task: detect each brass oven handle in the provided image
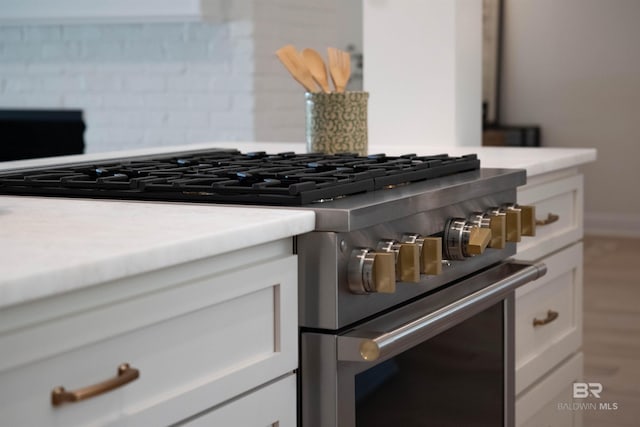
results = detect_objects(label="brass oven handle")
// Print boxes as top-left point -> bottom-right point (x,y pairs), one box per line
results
536,213 -> 559,226
337,261 -> 547,362
533,310 -> 559,327
51,363 -> 139,407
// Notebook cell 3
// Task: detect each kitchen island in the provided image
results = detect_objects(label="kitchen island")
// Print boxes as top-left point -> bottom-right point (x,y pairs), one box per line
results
0,195 -> 314,426
0,142 -> 595,426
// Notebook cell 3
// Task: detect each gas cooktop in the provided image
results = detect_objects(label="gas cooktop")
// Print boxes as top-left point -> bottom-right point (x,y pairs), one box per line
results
0,149 -> 480,206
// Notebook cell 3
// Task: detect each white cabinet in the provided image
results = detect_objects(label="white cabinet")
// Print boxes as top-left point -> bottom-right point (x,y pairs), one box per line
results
515,169 -> 586,426
515,244 -> 583,394
182,374 -> 297,426
0,238 -> 298,426
516,353 -> 584,427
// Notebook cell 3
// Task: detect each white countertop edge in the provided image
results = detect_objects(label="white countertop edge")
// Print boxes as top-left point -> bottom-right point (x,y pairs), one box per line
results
0,199 -> 315,310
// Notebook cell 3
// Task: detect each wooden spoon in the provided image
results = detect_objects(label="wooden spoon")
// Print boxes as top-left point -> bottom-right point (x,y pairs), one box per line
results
302,48 -> 331,93
275,45 -> 319,92
327,47 -> 351,93
340,49 -> 351,88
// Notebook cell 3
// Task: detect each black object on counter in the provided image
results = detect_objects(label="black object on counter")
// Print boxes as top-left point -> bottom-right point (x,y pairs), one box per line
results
0,109 -> 85,161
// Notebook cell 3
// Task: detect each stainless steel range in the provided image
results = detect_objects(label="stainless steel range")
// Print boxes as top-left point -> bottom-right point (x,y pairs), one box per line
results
0,149 -> 546,426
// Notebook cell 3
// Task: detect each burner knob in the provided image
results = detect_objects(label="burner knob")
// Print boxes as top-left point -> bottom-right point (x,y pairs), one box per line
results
348,249 -> 396,294
467,227 -> 492,255
488,206 -> 522,242
377,240 -> 420,283
469,212 -> 506,249
443,218 -> 493,260
501,204 -> 537,237
401,234 -> 442,275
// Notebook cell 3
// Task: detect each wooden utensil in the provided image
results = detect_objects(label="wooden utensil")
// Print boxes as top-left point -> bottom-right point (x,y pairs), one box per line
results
301,48 -> 331,93
341,49 -> 351,88
327,47 -> 351,93
275,45 -> 319,92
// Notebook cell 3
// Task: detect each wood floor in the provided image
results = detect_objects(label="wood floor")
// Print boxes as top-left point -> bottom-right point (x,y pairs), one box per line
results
582,235 -> 640,427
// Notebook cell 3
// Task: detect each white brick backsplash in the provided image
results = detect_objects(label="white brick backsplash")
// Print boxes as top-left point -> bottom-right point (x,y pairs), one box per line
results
143,127 -> 188,145
3,76 -> 37,92
123,75 -> 165,92
81,41 -> 122,60
163,41 -> 209,61
62,25 -> 103,41
188,93 -> 231,110
102,93 -> 145,109
185,23 -> 229,41
25,63 -> 66,73
42,42 -> 83,61
23,26 -> 62,42
231,93 -> 254,111
0,92 -> 63,108
62,93 -> 102,108
41,75 -> 85,92
186,129 -> 223,143
0,27 -> 22,42
210,111 -> 252,129
166,110 -> 209,127
83,75 -> 122,92
210,75 -> 253,92
0,93 -> 27,107
122,42 -> 164,60
143,93 -> 190,108
142,23 -> 187,41
0,2 -> 338,154
166,74 -> 210,92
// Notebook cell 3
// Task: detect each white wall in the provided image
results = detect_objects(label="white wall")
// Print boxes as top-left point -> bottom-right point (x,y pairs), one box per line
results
363,0 -> 482,148
501,0 -> 640,235
252,0 -> 338,142
0,0 -> 339,153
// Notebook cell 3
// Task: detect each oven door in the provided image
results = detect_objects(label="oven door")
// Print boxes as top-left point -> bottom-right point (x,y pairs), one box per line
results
300,261 -> 546,427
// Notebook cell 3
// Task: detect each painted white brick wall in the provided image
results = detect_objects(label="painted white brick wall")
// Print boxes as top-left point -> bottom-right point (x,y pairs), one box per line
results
0,1 -> 340,154
0,21 -> 254,153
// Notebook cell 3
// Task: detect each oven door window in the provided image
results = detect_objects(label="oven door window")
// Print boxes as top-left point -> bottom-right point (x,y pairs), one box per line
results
355,302 -> 504,427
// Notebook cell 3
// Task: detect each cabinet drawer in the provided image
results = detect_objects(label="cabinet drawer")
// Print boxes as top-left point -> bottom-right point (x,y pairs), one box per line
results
183,374 -> 296,426
517,174 -> 583,261
516,243 -> 583,395
0,253 -> 298,426
516,352 -> 583,427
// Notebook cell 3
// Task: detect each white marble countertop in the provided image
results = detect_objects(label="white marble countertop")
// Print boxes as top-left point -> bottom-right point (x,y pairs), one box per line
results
0,141 -> 596,177
0,196 -> 315,309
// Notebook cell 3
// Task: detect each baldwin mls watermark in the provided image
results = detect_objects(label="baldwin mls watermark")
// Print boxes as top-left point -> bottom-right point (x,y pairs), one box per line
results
557,382 -> 619,411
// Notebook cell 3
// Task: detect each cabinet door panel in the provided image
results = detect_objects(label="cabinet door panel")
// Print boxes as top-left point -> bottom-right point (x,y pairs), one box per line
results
516,243 -> 583,394
0,255 -> 298,427
182,375 -> 296,427
517,174 -> 583,261
516,352 -> 583,427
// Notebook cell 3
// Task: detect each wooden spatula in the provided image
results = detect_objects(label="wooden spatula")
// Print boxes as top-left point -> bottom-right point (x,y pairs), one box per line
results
327,47 -> 351,93
275,45 -> 319,92
301,48 -> 331,93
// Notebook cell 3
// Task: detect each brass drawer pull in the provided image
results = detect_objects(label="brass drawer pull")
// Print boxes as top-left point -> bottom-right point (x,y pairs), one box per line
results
536,213 -> 559,226
532,310 -> 559,327
51,363 -> 139,407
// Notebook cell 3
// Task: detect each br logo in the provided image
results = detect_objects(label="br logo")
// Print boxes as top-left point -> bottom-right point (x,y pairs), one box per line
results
573,382 -> 603,398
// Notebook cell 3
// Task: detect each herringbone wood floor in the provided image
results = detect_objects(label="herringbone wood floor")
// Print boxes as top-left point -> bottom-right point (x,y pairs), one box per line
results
582,236 -> 640,427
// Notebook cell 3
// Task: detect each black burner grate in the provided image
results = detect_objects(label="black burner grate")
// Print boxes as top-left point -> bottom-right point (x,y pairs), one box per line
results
0,150 -> 480,205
